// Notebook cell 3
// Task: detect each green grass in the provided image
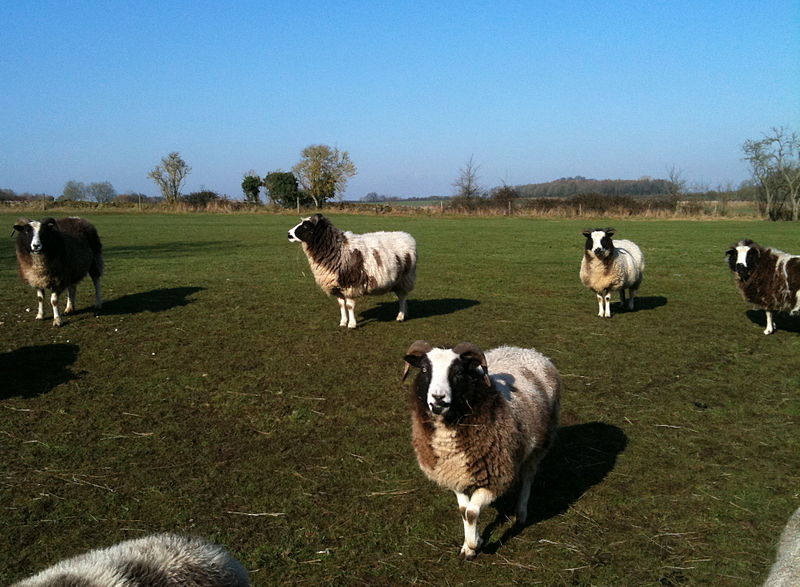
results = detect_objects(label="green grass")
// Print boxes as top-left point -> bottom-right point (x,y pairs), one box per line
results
1,212 -> 798,585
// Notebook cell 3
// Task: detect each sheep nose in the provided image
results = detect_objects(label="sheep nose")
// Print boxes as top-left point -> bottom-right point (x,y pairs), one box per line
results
31,243 -> 42,253
594,248 -> 603,255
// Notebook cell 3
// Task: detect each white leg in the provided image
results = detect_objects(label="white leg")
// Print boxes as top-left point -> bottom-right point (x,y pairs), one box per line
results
345,298 -> 357,329
35,289 -> 45,320
51,291 -> 62,327
337,297 -> 348,327
764,310 -> 775,335
64,285 -> 76,314
396,294 -> 407,322
596,294 -> 604,317
628,288 -> 636,311
515,462 -> 541,525
93,276 -> 102,309
603,293 -> 612,318
460,488 -> 494,560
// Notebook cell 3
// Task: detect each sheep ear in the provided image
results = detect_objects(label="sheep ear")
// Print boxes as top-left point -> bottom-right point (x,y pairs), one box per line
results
13,218 -> 31,232
725,248 -> 735,257
402,340 -> 432,381
581,229 -> 592,238
42,217 -> 57,229
604,227 -> 615,237
453,342 -> 490,386
310,214 -> 324,223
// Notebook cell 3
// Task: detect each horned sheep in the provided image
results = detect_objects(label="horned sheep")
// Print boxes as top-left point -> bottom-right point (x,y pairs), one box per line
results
13,217 -> 103,326
288,214 -> 416,328
763,506 -> 800,586
402,341 -> 561,559
580,227 -> 644,318
725,239 -> 800,335
13,533 -> 250,586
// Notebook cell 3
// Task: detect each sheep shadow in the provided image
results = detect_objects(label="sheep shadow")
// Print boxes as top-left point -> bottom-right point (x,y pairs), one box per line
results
612,295 -> 667,313
360,297 -> 480,323
481,421 -> 628,555
745,309 -> 800,333
97,287 -> 205,316
0,344 -> 80,399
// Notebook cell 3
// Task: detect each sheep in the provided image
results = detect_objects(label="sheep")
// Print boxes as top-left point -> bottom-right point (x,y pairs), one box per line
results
402,340 -> 561,559
763,506 -> 800,586
579,227 -> 644,318
13,216 -> 103,327
13,533 -> 251,587
288,214 -> 416,328
725,239 -> 800,335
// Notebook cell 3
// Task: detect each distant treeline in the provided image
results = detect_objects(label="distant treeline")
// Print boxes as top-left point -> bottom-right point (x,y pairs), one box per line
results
514,176 -> 674,198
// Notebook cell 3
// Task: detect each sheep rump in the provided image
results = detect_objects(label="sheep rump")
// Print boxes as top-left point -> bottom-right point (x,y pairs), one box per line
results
13,533 -> 250,587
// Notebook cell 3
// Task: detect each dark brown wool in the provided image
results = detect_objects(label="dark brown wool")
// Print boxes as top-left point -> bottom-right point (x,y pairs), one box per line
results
731,242 -> 800,311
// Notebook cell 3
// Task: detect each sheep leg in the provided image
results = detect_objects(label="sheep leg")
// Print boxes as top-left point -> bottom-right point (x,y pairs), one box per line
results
93,275 -> 103,309
396,293 -> 407,322
50,291 -> 62,327
345,297 -> 357,329
35,289 -> 45,320
515,465 -> 538,525
620,289 -> 627,310
64,285 -> 76,314
628,288 -> 637,311
764,310 -> 776,335
595,294 -> 604,317
603,293 -> 612,318
457,488 -> 494,560
336,297 -> 348,327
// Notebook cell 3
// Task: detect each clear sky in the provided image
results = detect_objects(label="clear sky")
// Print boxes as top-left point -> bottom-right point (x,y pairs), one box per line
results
2,1 -> 798,200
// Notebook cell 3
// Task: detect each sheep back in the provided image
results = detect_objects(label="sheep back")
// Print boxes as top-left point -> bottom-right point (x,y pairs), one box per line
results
580,238 -> 644,294
411,346 -> 560,497
13,533 -> 250,587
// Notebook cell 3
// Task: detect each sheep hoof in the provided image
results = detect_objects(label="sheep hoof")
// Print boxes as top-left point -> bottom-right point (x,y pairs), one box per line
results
35,314 -> 44,321
460,543 -> 480,560
396,314 -> 405,322
764,328 -> 775,335
347,323 -> 358,329
52,318 -> 63,327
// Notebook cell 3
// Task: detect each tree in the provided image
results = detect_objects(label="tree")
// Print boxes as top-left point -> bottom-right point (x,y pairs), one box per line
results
264,171 -> 307,208
148,152 -> 191,203
742,127 -> 800,220
490,184 -> 518,213
292,145 -> 357,207
451,156 -> 485,210
241,172 -> 262,204
88,181 -> 117,203
61,180 -> 89,201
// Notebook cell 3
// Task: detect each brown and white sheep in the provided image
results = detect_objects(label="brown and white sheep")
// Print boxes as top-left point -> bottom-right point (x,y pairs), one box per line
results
580,228 -> 645,318
13,217 -> 103,326
402,341 -> 561,559
288,214 -> 416,328
726,239 -> 800,335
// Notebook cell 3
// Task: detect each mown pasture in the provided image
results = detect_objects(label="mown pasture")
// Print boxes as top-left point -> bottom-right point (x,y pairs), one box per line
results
1,212 -> 798,585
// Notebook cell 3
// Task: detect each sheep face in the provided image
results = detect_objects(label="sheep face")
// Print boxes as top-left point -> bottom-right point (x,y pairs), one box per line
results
287,214 -> 324,243
725,239 -> 759,281
13,218 -> 58,255
403,341 -> 491,419
582,228 -> 615,258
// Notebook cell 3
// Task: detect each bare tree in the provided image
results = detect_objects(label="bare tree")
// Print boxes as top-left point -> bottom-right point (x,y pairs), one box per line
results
148,152 -> 191,203
88,181 -> 117,203
742,127 -> 799,220
453,155 -> 483,199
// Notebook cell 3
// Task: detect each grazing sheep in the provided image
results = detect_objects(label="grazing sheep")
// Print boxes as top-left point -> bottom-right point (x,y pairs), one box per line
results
763,506 -> 800,586
13,217 -> 103,326
13,533 -> 251,587
402,340 -> 561,559
725,239 -> 800,335
580,228 -> 644,318
288,214 -> 416,328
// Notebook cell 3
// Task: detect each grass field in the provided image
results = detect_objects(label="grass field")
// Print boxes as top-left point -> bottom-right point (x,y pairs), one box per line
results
1,212 -> 798,585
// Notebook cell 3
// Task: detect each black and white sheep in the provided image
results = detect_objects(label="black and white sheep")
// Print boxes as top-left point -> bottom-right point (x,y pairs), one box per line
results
13,217 -> 103,326
13,533 -> 250,586
725,239 -> 800,335
288,214 -> 416,328
763,506 -> 800,586
402,340 -> 561,559
580,228 -> 644,318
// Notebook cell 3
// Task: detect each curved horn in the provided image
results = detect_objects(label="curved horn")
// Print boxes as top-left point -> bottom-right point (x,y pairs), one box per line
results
452,342 -> 490,386
402,340 -> 433,381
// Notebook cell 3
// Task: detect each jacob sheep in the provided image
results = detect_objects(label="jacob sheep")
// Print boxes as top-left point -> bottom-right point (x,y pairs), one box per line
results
13,533 -> 251,586
580,228 -> 644,318
288,214 -> 416,328
402,340 -> 561,559
13,217 -> 103,326
763,506 -> 800,586
725,239 -> 800,335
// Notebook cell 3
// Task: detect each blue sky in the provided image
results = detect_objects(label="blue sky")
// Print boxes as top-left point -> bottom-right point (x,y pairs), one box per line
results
2,1 -> 798,199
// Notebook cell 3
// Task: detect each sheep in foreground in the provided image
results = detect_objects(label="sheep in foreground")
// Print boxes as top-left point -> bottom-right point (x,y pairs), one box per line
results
580,227 -> 644,318
288,214 -> 416,328
763,506 -> 800,586
402,340 -> 561,559
13,217 -> 103,326
725,239 -> 800,335
13,533 -> 250,587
